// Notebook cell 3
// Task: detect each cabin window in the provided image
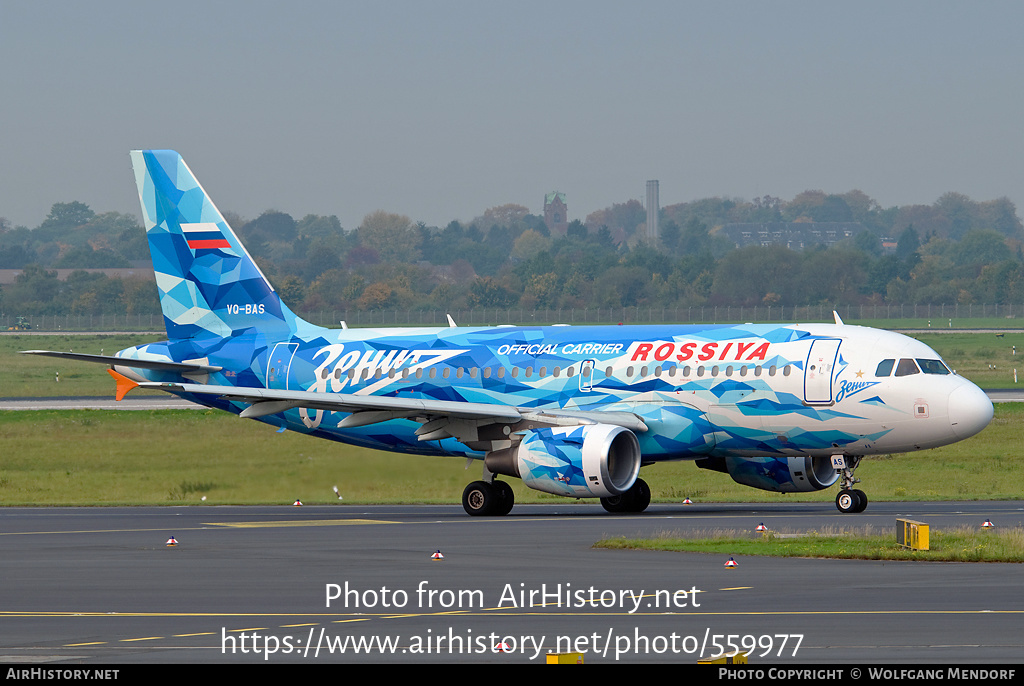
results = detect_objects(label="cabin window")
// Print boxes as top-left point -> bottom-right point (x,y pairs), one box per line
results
497,367 -> 506,379
603,366 -> 612,377
711,366 -> 719,377
783,365 -> 791,376
683,365 -> 692,377
525,367 -> 533,378
875,359 -> 895,377
442,368 -> 451,379
739,366 -> 747,377
626,366 -> 634,377
696,366 -> 705,377
470,367 -> 478,379
321,368 -> 329,380
455,367 -> 463,379
768,365 -> 777,376
553,366 -> 561,377
511,368 -> 519,378
429,368 -> 437,379
567,367 -> 575,377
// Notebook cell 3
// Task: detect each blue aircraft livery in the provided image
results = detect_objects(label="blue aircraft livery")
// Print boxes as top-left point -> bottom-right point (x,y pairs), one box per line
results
23,151 -> 995,515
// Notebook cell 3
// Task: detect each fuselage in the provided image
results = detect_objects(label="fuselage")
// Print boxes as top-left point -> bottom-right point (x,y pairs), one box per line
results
113,321 -> 993,463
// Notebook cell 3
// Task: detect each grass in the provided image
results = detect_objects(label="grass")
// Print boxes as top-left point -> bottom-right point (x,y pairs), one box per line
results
0,403 -> 1021,506
909,332 -> 1024,387
0,333 -> 165,397
595,525 -> 1024,562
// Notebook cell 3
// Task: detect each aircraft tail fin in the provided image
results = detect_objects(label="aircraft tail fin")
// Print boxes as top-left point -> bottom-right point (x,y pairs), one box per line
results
131,150 -> 313,340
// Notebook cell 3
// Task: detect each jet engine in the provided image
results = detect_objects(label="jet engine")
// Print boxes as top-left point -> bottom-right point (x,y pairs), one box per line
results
485,424 -> 641,498
695,455 -> 839,493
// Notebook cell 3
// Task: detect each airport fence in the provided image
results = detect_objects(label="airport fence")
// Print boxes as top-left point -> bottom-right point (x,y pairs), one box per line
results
3,302 -> 1023,333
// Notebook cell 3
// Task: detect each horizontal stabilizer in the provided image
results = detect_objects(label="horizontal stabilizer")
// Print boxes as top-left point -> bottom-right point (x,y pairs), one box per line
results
21,350 -> 222,374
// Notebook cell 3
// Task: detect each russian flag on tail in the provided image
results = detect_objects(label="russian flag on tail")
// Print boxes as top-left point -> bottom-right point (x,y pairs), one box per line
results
182,223 -> 231,250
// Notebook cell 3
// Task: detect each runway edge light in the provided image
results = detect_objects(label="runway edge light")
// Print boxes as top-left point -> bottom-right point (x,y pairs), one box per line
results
431,550 -> 444,560
755,523 -> 768,532
165,536 -> 177,546
983,519 -> 995,528
724,557 -> 738,568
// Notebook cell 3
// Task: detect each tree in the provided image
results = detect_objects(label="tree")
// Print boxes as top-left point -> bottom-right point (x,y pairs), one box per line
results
510,229 -> 551,262
357,211 -> 420,264
480,204 -> 529,228
38,202 -> 95,231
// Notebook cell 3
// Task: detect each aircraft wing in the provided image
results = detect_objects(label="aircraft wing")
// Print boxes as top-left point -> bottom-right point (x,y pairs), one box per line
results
114,374 -> 648,433
21,350 -> 222,374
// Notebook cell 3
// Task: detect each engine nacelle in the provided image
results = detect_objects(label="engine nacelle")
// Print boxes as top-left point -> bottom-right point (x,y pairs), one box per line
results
485,424 -> 641,498
696,455 -> 840,493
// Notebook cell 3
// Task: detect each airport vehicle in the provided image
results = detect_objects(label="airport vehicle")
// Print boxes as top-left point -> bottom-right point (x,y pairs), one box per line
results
8,316 -> 32,331
23,151 -> 995,516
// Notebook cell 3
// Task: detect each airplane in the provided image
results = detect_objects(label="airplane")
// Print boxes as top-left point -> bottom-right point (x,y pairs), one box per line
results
23,150 -> 995,516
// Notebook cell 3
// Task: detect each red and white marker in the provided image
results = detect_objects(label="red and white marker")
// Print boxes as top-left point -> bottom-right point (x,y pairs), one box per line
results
756,523 -> 768,532
683,497 -> 693,504
724,557 -> 738,568
165,536 -> 178,547
982,519 -> 995,528
294,499 -> 302,506
431,550 -> 444,560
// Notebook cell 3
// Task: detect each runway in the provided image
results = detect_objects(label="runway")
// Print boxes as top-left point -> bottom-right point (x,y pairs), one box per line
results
1,501 -> 1022,664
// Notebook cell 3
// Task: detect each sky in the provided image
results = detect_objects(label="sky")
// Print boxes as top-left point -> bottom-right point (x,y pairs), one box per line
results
2,1 -> 1024,231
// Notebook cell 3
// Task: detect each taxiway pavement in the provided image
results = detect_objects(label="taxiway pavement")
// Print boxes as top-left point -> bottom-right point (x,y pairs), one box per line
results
1,501 -> 1021,664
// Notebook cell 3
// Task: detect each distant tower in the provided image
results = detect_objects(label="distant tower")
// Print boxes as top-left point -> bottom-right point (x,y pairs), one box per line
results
544,191 -> 568,235
646,180 -> 660,242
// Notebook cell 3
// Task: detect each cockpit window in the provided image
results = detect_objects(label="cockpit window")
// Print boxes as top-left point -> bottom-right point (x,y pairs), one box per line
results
875,359 -> 895,377
894,358 -> 920,377
916,358 -> 951,375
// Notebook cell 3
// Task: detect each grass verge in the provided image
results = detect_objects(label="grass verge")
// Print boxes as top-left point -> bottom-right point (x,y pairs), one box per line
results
595,525 -> 1024,562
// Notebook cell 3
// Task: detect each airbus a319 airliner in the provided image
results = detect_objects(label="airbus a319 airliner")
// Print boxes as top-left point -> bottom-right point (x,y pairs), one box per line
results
24,151 -> 995,516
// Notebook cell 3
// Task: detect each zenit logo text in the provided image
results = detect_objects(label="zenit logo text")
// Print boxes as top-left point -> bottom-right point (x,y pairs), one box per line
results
629,341 -> 770,363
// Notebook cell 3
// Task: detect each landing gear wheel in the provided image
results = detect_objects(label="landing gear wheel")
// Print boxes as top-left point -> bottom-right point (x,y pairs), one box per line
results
836,489 -> 864,514
462,481 -> 497,516
492,480 -> 515,516
600,478 -> 650,514
851,489 -> 867,513
630,478 -> 651,512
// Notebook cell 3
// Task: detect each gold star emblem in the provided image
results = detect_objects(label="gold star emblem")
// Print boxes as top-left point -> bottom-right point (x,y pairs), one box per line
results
855,369 -> 864,378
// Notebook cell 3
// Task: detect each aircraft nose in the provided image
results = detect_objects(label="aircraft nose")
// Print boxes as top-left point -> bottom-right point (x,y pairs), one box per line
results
948,381 -> 994,440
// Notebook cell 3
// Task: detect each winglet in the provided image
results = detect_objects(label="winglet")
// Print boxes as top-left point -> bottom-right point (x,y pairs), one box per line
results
107,369 -> 139,401
833,310 -> 845,326
446,314 -> 457,328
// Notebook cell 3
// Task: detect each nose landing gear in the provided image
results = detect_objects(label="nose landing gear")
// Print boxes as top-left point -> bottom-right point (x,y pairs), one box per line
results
832,454 -> 867,513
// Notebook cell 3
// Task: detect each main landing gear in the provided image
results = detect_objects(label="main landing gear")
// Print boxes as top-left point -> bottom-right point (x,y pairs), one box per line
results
462,479 -> 515,516
833,454 -> 867,513
600,478 -> 651,514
